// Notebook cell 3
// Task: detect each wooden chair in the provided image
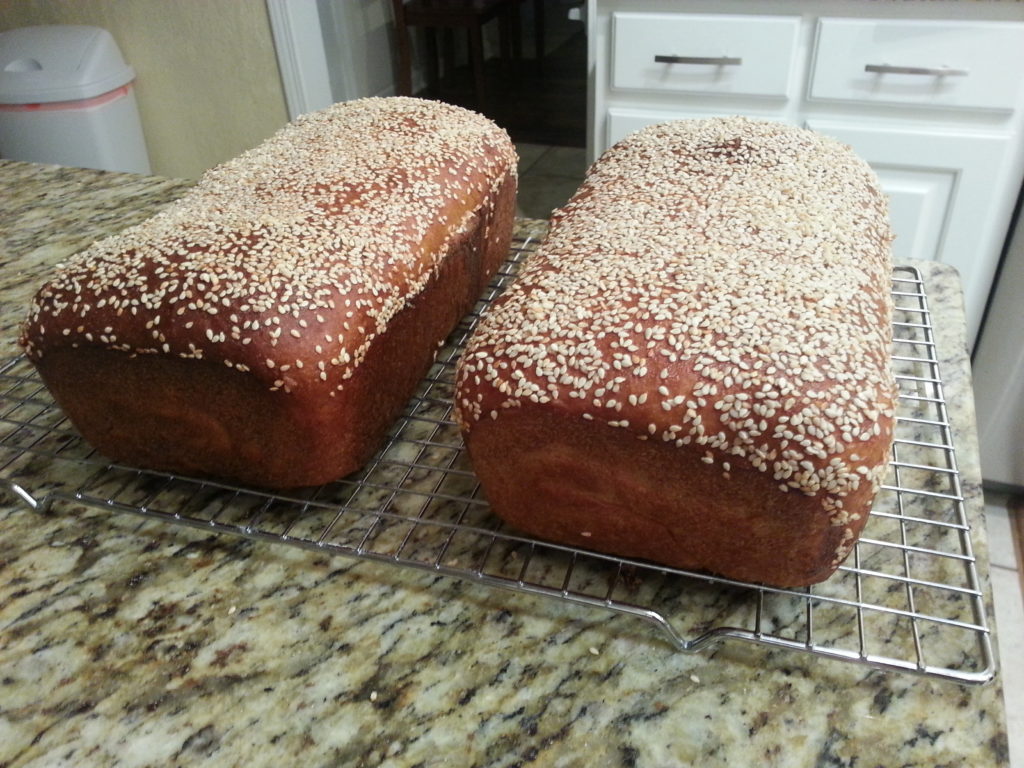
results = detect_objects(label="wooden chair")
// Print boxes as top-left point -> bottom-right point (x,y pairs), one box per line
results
391,0 -> 537,108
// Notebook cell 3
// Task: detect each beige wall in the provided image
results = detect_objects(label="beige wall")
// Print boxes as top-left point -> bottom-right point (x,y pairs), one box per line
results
0,0 -> 290,179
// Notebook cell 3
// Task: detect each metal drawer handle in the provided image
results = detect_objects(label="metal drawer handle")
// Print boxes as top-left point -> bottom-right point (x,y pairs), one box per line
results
865,63 -> 968,77
655,55 -> 742,66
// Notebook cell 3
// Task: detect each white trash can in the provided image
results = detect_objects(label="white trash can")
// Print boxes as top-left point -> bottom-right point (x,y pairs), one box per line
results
0,25 -> 151,174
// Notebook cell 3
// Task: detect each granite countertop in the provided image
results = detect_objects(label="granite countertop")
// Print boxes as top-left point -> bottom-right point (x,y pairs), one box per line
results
0,159 -> 1010,767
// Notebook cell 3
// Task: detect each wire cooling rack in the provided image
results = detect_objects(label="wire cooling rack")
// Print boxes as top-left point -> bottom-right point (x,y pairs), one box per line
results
0,232 -> 994,685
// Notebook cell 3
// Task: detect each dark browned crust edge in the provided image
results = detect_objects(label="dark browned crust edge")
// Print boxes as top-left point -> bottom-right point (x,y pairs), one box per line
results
465,402 -> 879,588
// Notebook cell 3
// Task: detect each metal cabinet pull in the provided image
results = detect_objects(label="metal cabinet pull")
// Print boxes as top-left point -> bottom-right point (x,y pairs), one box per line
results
865,63 -> 968,77
654,55 -> 742,66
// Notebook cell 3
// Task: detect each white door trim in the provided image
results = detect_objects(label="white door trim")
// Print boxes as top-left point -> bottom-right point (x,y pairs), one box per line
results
266,0 -> 337,119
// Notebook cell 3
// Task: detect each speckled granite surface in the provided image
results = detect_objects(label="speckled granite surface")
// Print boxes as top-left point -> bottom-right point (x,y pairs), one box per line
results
0,158 -> 1010,767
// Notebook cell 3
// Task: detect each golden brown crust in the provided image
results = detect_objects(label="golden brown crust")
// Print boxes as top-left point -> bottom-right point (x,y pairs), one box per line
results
466,406 -> 859,586
456,117 -> 896,587
21,97 -> 517,488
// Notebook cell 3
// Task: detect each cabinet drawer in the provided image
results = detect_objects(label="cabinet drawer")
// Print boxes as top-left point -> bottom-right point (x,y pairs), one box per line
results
611,12 -> 799,97
810,18 -> 1024,111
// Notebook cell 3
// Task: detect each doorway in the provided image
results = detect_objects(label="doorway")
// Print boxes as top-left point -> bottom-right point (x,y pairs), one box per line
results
406,1 -> 587,148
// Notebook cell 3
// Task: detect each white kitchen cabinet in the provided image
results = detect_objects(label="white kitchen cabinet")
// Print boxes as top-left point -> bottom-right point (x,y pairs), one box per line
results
606,106 -> 791,149
588,0 -> 1024,348
810,18 -> 1024,111
805,120 -> 1017,314
611,13 -> 801,98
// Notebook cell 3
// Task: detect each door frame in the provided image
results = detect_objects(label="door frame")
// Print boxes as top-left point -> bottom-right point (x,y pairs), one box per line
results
266,0 -> 354,119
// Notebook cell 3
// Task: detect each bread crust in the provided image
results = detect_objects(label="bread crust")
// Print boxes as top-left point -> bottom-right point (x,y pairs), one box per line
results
456,118 -> 896,587
22,98 -> 517,488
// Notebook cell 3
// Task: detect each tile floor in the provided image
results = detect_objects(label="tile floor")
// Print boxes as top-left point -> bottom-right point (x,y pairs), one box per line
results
517,141 -> 1024,766
515,142 -> 588,220
986,492 -> 1024,768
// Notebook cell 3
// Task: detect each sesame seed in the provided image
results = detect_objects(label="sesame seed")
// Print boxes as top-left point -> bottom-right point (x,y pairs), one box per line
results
24,96 -> 518,400
454,115 -> 896,527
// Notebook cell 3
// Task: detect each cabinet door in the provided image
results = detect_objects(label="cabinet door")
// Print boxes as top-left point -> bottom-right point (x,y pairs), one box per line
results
806,120 -> 1016,346
606,107 -> 790,151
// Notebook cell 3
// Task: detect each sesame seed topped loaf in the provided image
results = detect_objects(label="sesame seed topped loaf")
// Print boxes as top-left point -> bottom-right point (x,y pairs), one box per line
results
21,97 -> 517,488
455,117 -> 896,588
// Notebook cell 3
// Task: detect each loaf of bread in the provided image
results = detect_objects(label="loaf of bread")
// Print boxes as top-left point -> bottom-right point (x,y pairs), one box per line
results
21,97 -> 517,488
455,117 -> 896,587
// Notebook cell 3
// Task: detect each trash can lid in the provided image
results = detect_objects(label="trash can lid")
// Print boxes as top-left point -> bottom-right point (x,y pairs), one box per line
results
0,25 -> 135,104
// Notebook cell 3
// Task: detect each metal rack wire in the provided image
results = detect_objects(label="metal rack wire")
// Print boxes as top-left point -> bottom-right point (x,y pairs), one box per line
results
0,233 -> 994,685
